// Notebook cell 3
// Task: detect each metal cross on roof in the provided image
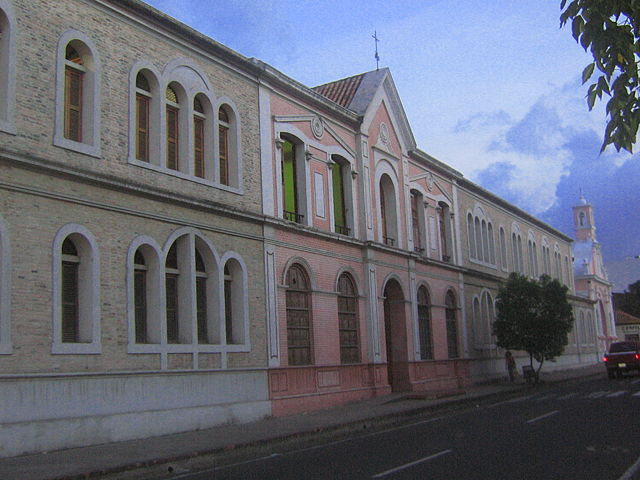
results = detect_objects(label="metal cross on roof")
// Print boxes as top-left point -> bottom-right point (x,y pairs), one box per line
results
372,31 -> 380,71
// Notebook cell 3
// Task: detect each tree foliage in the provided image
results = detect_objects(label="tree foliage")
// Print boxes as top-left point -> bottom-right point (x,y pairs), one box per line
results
494,273 -> 574,381
615,280 -> 640,316
560,1 -> 640,153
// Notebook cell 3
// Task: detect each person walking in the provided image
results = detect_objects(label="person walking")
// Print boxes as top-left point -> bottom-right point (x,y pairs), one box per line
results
505,350 -> 517,382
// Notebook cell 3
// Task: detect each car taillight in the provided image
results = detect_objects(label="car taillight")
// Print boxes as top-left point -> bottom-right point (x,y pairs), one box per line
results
635,354 -> 639,360
603,356 -> 609,362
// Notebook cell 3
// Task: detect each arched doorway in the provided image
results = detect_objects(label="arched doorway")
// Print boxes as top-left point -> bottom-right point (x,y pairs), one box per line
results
383,279 -> 409,392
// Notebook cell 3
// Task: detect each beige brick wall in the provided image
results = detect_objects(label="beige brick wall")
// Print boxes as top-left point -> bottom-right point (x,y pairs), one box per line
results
0,0 -> 267,374
4,0 -> 262,213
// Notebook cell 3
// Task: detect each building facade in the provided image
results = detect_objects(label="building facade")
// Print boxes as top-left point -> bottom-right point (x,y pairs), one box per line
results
0,0 -> 607,457
0,0 -> 272,458
572,196 -> 617,352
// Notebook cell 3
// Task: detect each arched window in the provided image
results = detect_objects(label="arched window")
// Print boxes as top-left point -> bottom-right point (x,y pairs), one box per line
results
63,44 -> 84,142
165,241 -> 180,343
337,273 -> 359,363
133,249 -> 148,343
379,174 -> 398,246
286,264 -> 312,365
53,226 -> 100,354
135,72 -> 151,162
61,238 -> 80,342
0,3 -> 16,134
0,215 -> 9,353
499,227 -> 508,270
579,212 -> 585,226
467,213 -> 476,260
223,257 -> 246,345
193,97 -> 206,178
55,32 -> 101,156
474,217 -> 482,261
445,291 -> 459,358
438,202 -> 452,262
218,106 -> 229,185
417,286 -> 433,360
528,239 -> 535,277
195,248 -> 208,343
409,190 -> 425,253
217,103 -> 240,188
165,84 -> 180,171
164,234 -> 219,345
488,223 -> 496,265
472,297 -> 481,348
482,291 -> 495,345
128,241 -> 161,347
512,231 -> 524,273
481,220 -> 489,262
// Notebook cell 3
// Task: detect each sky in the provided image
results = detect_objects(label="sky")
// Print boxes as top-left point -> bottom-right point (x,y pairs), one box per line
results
144,0 -> 640,292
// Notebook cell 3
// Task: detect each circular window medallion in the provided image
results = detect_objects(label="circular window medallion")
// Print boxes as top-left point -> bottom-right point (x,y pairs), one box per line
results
311,116 -> 324,139
380,123 -> 389,145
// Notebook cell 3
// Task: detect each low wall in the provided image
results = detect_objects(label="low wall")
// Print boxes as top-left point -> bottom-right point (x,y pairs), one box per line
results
269,364 -> 390,416
0,369 -> 270,458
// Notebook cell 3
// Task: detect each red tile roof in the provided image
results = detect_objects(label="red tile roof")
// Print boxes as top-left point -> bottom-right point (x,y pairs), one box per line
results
615,310 -> 640,325
313,73 -> 365,109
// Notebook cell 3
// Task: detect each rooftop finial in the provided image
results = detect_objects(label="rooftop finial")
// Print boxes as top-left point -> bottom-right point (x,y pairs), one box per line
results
372,31 -> 380,71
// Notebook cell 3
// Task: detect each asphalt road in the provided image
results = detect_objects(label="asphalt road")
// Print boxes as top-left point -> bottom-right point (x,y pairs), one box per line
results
158,375 -> 640,480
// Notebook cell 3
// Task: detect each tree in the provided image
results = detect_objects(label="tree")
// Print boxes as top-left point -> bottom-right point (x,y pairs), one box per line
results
560,1 -> 640,153
493,273 -> 574,383
615,280 -> 640,317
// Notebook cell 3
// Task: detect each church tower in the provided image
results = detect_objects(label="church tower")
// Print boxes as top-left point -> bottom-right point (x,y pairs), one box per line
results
572,194 -> 616,351
573,194 -> 596,242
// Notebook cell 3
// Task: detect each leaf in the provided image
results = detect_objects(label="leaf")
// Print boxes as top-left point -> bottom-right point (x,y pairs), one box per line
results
582,63 -> 596,83
572,15 -> 585,38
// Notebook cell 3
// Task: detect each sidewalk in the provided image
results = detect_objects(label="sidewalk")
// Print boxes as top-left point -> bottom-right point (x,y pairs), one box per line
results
0,364 -> 602,480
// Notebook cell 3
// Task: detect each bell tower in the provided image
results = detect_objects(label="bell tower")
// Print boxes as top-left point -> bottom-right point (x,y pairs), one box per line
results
573,193 -> 596,242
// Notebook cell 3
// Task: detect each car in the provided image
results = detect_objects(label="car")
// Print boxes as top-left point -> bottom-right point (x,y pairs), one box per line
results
603,341 -> 640,379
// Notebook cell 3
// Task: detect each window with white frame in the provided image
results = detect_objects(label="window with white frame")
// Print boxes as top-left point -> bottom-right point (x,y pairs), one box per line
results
417,285 -> 433,360
52,225 -> 100,354
280,135 -> 308,224
511,230 -> 524,274
499,227 -> 508,270
0,2 -> 16,134
554,247 -> 562,280
438,202 -> 453,262
223,256 -> 247,345
410,190 -> 425,252
527,236 -> 539,278
337,272 -> 360,363
445,290 -> 459,358
286,263 -> 313,365
54,31 -> 100,157
379,174 -> 398,247
131,244 -> 162,345
128,233 -> 249,352
332,156 -> 354,236
467,209 -> 495,266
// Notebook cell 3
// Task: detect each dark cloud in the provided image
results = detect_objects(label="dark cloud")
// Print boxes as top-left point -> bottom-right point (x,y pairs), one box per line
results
504,102 -> 566,155
473,101 -> 640,291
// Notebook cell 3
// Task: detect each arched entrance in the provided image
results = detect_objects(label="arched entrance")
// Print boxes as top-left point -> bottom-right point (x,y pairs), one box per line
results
383,279 -> 409,392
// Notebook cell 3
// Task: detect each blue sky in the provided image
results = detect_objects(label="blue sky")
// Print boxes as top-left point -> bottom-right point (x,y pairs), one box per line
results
144,0 -> 640,292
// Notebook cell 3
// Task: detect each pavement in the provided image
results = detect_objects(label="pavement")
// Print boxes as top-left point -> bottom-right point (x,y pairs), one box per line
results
0,363 -> 603,480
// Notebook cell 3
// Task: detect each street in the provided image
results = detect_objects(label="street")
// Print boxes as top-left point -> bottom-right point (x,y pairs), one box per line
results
153,374 -> 640,480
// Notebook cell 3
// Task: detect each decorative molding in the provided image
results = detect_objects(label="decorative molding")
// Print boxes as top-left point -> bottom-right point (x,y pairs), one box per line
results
311,116 -> 324,139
